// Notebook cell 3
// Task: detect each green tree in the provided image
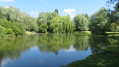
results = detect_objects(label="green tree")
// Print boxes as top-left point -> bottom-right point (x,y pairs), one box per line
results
37,12 -> 49,33
49,16 -> 63,33
74,14 -> 89,31
12,22 -> 26,36
50,16 -> 75,33
90,8 -> 109,34
37,10 -> 59,33
82,14 -> 90,22
0,25 -> 6,36
55,9 -> 59,15
39,23 -> 48,33
28,22 -> 39,32
110,23 -> 119,32
0,19 -> 26,36
62,16 -> 75,33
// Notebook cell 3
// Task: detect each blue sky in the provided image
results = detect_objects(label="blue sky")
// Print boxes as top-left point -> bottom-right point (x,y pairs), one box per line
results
0,0 -> 107,18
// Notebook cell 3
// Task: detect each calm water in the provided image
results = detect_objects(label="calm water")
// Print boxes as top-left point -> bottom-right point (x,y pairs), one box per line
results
0,34 -> 111,67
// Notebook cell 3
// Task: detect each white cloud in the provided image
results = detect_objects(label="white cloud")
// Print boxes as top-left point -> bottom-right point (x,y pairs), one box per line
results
1,59 -> 11,67
64,9 -> 76,13
64,46 -> 76,52
30,11 -> 38,15
29,11 -> 39,18
63,9 -> 76,18
4,6 -> 9,8
0,0 -> 14,2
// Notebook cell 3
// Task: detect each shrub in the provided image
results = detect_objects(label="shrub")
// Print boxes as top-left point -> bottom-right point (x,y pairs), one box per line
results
12,22 -> 26,36
28,22 -> 39,32
0,25 -> 6,36
110,23 -> 119,32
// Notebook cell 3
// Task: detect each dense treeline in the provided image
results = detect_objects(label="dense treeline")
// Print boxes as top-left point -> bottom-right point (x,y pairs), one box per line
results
0,6 -> 36,37
89,2 -> 119,34
0,1 -> 119,37
37,9 -> 75,33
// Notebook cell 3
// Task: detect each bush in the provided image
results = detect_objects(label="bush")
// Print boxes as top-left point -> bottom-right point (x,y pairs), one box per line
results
12,22 -> 26,36
110,23 -> 119,32
0,19 -> 26,36
6,28 -> 15,36
28,22 -> 39,32
39,23 -> 48,33
0,25 -> 6,36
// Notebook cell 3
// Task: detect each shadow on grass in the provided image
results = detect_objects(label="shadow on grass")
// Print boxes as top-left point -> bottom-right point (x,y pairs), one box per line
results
63,45 -> 119,67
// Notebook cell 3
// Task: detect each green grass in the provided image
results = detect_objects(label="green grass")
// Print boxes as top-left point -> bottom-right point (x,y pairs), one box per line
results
106,32 -> 119,36
63,44 -> 119,67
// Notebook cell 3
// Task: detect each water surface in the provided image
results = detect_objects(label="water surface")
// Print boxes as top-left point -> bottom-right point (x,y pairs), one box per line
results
0,34 -> 110,67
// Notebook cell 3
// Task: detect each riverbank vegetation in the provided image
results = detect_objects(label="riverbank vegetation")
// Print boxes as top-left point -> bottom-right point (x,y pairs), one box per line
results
0,0 -> 119,37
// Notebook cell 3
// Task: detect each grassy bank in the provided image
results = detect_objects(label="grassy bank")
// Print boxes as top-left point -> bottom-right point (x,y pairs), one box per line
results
26,31 -> 37,35
73,31 -> 91,35
106,32 -> 119,36
63,44 -> 119,67
0,31 -> 35,38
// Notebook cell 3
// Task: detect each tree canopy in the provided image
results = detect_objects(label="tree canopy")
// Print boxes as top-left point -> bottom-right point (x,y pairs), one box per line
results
74,14 -> 89,31
90,8 -> 109,34
0,0 -> 119,36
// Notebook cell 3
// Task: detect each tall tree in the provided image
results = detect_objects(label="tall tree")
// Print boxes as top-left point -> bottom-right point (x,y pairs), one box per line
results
55,9 -> 59,14
50,16 -> 75,33
82,14 -> 90,22
109,2 -> 119,32
90,8 -> 109,34
74,14 -> 89,31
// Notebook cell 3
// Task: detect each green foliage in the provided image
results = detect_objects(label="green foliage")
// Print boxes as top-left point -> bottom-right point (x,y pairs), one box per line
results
109,3 -> 119,24
82,14 -> 90,22
106,32 -> 119,36
37,10 -> 75,33
1,5 -> 119,36
50,16 -> 63,33
37,12 -> 57,33
90,8 -> 109,35
0,6 -> 36,31
110,23 -> 119,32
28,22 -> 39,32
0,25 -> 6,36
63,16 -> 75,33
0,19 -> 15,36
50,16 -> 75,33
6,28 -> 15,36
39,23 -> 48,33
73,31 -> 91,35
109,3 -> 119,32
0,19 -> 26,36
106,0 -> 119,4
55,9 -> 59,14
74,14 -> 89,31
12,22 -> 26,36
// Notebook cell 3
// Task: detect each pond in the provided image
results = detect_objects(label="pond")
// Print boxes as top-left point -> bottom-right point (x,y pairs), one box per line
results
0,34 -> 110,67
